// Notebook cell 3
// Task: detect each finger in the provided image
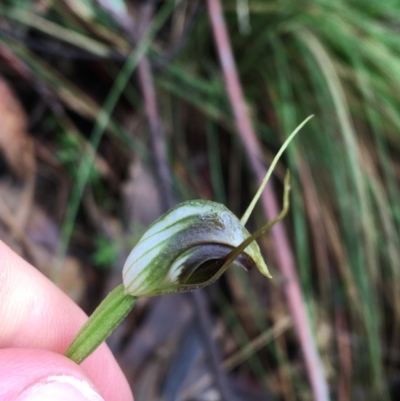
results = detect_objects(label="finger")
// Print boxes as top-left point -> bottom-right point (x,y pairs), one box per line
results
0,348 -> 103,401
0,241 -> 133,401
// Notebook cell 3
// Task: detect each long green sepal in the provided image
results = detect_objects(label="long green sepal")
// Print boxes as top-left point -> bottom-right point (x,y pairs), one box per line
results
65,284 -> 137,364
240,115 -> 313,225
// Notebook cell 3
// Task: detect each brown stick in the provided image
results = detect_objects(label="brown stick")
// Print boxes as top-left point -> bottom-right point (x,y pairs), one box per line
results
206,1 -> 329,400
137,55 -> 175,212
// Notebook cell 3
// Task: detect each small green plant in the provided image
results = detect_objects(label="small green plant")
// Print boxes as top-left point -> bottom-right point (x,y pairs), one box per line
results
92,235 -> 121,269
64,116 -> 312,364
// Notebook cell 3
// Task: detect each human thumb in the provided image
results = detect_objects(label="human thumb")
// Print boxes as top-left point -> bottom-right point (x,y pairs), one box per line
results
0,349 -> 105,401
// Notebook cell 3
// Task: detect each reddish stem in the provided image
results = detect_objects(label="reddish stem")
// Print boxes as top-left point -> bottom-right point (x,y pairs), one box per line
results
206,1 -> 329,400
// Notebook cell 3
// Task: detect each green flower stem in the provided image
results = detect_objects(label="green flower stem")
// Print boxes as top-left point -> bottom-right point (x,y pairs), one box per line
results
65,284 -> 137,364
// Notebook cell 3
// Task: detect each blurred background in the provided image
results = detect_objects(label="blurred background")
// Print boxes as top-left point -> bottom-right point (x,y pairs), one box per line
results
1,0 -> 400,400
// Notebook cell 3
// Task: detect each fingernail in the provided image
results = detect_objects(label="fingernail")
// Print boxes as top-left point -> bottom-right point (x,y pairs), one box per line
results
16,375 -> 104,401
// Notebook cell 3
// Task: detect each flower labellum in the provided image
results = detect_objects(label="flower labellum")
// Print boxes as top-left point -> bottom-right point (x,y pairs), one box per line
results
122,200 -> 271,297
